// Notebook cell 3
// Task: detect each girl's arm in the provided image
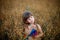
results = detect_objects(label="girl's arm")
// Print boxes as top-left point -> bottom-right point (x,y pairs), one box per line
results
35,24 -> 44,38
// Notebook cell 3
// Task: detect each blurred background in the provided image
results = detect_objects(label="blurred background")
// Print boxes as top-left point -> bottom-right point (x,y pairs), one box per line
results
0,0 -> 60,40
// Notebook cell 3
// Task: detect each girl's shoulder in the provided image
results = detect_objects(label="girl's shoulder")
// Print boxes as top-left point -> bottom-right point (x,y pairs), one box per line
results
35,24 -> 41,29
35,24 -> 41,27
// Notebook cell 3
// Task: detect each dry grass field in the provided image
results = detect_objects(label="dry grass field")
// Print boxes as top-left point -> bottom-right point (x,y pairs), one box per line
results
0,0 -> 60,40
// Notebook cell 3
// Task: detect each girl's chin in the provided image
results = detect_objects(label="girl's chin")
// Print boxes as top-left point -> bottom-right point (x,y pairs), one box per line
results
30,23 -> 34,24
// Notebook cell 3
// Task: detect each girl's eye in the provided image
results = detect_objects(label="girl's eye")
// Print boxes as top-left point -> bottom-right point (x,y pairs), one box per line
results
28,19 -> 31,20
31,16 -> 32,18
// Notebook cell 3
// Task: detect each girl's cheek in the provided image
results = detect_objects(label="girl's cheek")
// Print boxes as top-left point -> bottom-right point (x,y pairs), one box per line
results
32,18 -> 34,22
33,18 -> 34,21
29,20 -> 32,23
27,20 -> 31,23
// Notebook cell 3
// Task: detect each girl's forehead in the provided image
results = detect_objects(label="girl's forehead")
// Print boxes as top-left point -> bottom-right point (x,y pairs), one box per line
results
30,15 -> 33,17
28,16 -> 34,18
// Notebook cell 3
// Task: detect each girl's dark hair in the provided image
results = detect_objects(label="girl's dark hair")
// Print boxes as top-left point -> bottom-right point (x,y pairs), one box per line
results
22,11 -> 32,24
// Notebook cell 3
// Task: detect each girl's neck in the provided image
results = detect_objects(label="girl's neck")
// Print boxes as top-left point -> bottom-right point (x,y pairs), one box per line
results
24,23 -> 35,28
25,23 -> 32,28
26,23 -> 34,25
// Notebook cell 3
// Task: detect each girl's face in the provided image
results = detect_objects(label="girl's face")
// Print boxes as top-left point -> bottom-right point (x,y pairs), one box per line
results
27,16 -> 34,24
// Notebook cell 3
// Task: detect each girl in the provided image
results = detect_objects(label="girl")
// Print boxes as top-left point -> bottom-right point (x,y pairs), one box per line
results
22,11 -> 44,40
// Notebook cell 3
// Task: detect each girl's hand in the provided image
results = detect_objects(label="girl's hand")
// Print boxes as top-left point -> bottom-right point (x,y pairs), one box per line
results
35,33 -> 44,38
35,35 -> 39,38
